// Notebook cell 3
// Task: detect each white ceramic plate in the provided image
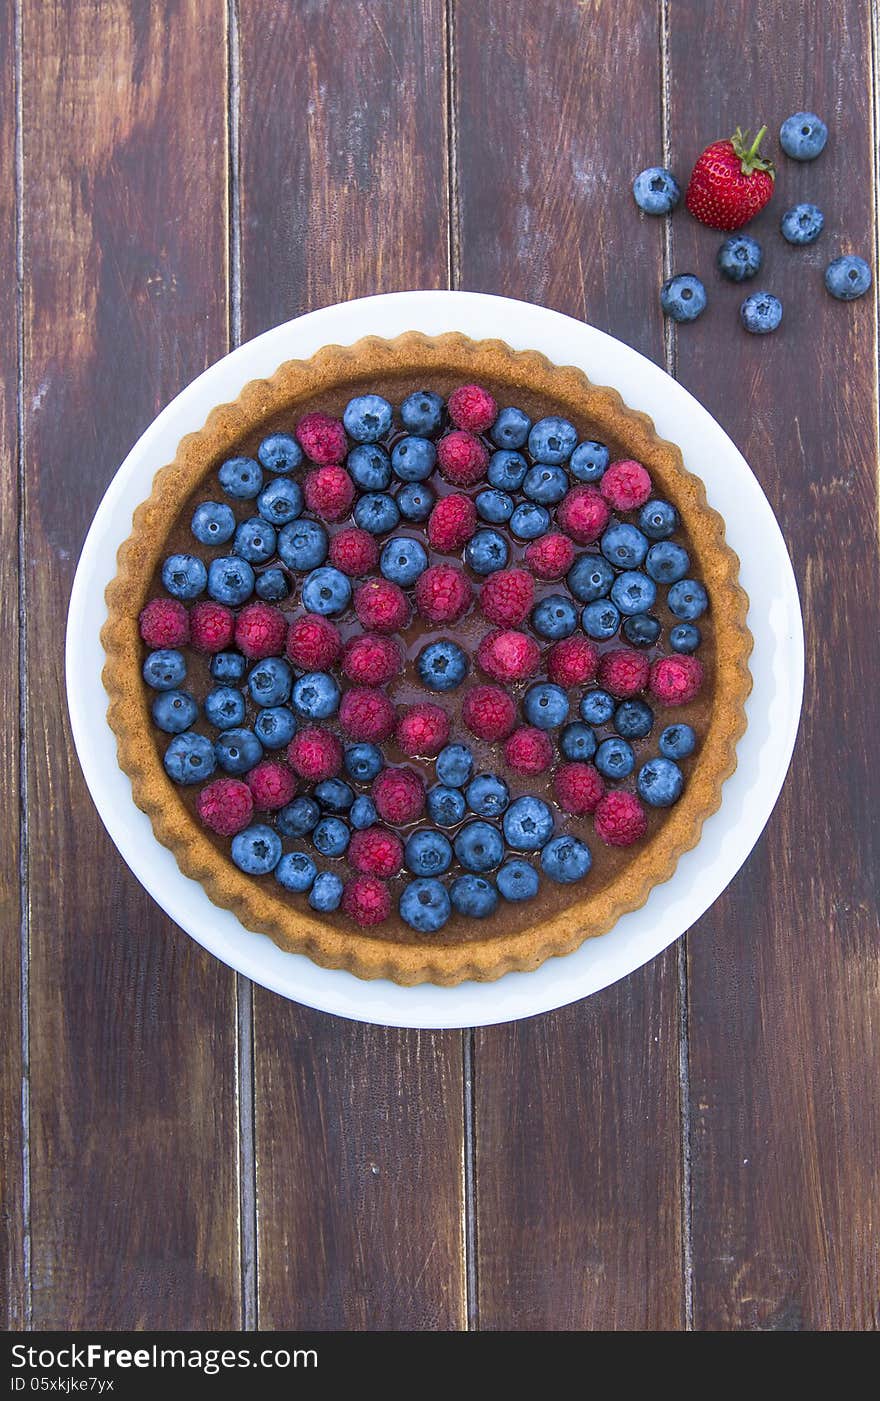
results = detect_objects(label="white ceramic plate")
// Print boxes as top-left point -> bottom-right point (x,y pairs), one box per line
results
66,291 -> 804,1029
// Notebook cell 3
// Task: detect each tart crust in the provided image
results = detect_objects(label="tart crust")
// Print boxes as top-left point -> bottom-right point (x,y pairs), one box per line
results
102,332 -> 752,986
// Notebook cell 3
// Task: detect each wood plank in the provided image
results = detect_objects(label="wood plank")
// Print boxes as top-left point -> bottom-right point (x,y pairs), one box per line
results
455,0 -> 685,1329
237,0 -> 467,1330
20,0 -> 240,1328
667,0 -> 880,1330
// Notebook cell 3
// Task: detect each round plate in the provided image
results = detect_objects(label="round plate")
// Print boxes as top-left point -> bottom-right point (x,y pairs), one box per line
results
67,291 -> 804,1029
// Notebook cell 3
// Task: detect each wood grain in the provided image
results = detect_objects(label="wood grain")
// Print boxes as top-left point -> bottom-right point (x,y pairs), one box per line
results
20,0 -> 241,1328
455,0 -> 685,1329
667,0 -> 880,1330
237,0 -> 467,1329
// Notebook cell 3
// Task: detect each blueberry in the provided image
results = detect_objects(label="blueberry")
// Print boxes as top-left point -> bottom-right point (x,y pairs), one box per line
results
254,705 -> 297,749
623,615 -> 662,648
350,795 -> 378,829
532,594 -> 579,640
248,657 -> 293,708
779,111 -> 827,161
523,464 -> 568,505
257,433 -> 302,474
540,834 -> 592,883
580,690 -> 615,725
637,757 -> 684,807
163,733 -> 216,785
151,689 -> 198,734
219,456 -> 263,500
301,566 -> 352,615
277,796 -> 320,837
509,502 -> 550,540
231,823 -> 282,875
502,796 -> 554,851
397,481 -> 435,521
740,291 -> 783,334
466,773 -> 510,818
427,785 -> 467,826
257,477 -> 303,525
204,685 -> 246,730
417,640 -> 468,693
528,416 -> 578,465
347,443 -> 392,491
600,522 -> 649,569
670,622 -> 701,653
717,234 -> 763,283
211,651 -> 246,682
291,670 -> 340,720
560,721 -> 597,762
825,255 -> 872,301
610,570 -> 657,616
638,499 -> 679,540
436,743 -> 474,788
353,492 -> 400,535
315,778 -> 354,812
401,390 -> 444,437
278,519 -> 328,571
161,553 -> 207,601
490,406 -> 531,450
523,682 -> 569,729
496,859 -> 539,902
405,829 -> 453,877
632,165 -> 681,215
312,816 -> 350,858
595,736 -> 635,779
645,541 -> 689,584
614,699 -> 654,740
255,567 -> 290,602
581,600 -> 621,640
400,878 -> 452,933
659,723 -> 697,760
465,529 -> 509,575
454,821 -> 504,872
191,500 -> 236,546
380,536 -> 428,586
781,203 -> 824,245
309,871 -> 344,912
214,727 -> 263,775
488,449 -> 528,490
275,851 -> 317,893
450,874 -> 498,919
234,516 -> 277,565
667,578 -> 708,621
207,556 -> 255,606
343,393 -> 392,443
570,441 -> 609,482
567,553 -> 615,603
660,274 -> 707,323
391,436 -> 436,481
476,488 -> 514,524
143,649 -> 186,690
344,742 -> 383,783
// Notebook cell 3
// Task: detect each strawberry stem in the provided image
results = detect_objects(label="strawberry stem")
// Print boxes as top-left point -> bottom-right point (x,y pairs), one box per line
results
731,124 -> 776,181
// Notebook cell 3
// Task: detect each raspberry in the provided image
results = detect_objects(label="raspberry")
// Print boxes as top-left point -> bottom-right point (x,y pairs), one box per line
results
504,726 -> 554,775
437,430 -> 489,486
339,687 -> 397,742
649,655 -> 704,706
295,411 -> 347,465
196,778 -> 253,836
553,762 -> 605,815
348,827 -> 404,879
523,532 -> 576,580
246,759 -> 296,811
479,568 -> 534,627
341,875 -> 391,928
447,384 -> 498,434
546,636 -> 599,689
235,601 -> 287,659
427,493 -> 478,553
477,629 -> 541,684
354,578 -> 410,633
341,632 -> 402,686
373,767 -> 426,825
461,684 -> 517,742
287,726 -> 343,782
396,703 -> 450,757
329,526 -> 379,577
189,601 -> 234,653
597,648 -> 651,698
414,563 -> 472,624
556,484 -> 610,544
139,598 -> 189,648
600,459 -> 652,512
303,465 -> 355,521
286,613 -> 342,670
594,790 -> 648,846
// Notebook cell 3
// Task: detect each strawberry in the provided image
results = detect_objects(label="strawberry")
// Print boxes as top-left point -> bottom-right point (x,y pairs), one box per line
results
685,126 -> 775,231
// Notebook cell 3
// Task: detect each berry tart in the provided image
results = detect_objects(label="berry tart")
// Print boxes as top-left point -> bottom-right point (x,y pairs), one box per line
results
102,333 -> 751,985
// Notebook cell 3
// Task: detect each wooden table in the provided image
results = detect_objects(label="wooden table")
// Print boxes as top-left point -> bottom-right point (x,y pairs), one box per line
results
2,0 -> 878,1332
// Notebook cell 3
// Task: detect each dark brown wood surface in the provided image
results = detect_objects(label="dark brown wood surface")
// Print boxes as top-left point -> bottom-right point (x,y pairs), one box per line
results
4,0 -> 878,1332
